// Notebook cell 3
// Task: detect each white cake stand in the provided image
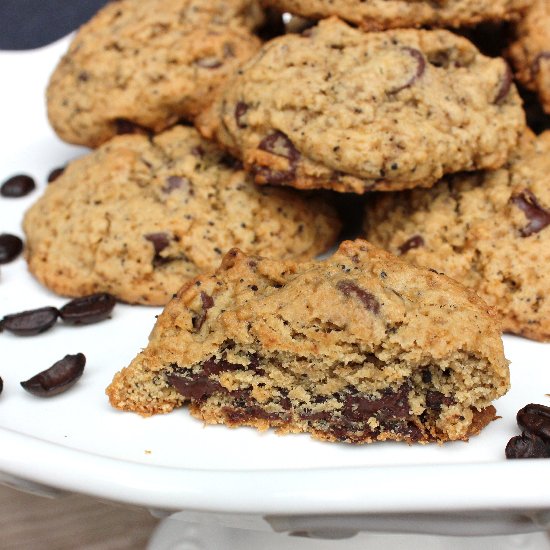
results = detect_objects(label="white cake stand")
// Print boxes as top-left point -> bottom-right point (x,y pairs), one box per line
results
1,36 -> 550,550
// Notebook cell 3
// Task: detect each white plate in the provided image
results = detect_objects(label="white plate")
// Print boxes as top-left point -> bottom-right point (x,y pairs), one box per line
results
1,37 -> 550,517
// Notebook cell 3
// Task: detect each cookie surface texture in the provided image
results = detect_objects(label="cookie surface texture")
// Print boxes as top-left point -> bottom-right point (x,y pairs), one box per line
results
508,0 -> 550,115
46,0 -> 264,148
106,240 -> 510,444
262,0 -> 532,30
364,131 -> 550,342
23,126 -> 340,305
198,18 -> 525,194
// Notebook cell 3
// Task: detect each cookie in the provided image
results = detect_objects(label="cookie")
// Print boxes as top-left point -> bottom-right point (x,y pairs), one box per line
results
364,131 -> 550,342
106,240 -> 509,444
508,0 -> 550,115
262,0 -> 532,31
23,126 -> 340,305
197,18 -> 525,194
46,0 -> 264,148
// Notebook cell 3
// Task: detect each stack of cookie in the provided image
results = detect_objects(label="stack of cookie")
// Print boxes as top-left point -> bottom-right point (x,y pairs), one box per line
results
25,0 -> 550,443
24,0 -> 343,306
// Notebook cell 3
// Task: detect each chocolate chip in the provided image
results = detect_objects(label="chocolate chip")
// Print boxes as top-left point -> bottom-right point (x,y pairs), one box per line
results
511,189 -> 550,237
0,376 -> 2,395
166,372 -> 221,400
47,166 -> 65,183
343,384 -> 410,421
517,403 -> 550,443
235,102 -> 249,128
114,118 -> 149,136
494,63 -> 513,104
1,174 -> 36,197
201,357 -> 242,376
258,131 -> 300,162
252,131 -> 300,185
59,293 -> 116,326
145,232 -> 170,254
20,353 -> 86,397
195,57 -> 223,69
505,432 -> 550,459
162,176 -> 189,193
0,306 -> 59,336
390,47 -> 426,94
398,235 -> 424,255
336,280 -> 380,314
0,233 -> 23,264
425,390 -> 454,411
192,291 -> 215,331
421,369 -> 432,383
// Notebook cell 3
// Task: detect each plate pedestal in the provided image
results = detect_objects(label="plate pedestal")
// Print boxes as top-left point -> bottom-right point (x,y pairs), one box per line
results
146,518 -> 550,550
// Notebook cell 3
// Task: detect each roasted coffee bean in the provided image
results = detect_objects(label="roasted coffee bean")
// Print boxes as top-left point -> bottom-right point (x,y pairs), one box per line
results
0,306 -> 59,336
1,174 -> 35,197
59,293 -> 116,326
47,166 -> 65,183
517,403 -> 550,442
0,233 -> 23,264
505,431 -> 550,459
20,353 -> 86,397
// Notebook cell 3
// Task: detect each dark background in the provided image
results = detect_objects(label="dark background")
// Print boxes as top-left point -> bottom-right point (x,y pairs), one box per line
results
0,0 -> 109,50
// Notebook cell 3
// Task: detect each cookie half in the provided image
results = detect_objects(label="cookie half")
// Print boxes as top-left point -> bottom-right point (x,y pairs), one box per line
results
47,0 -> 264,148
262,0 -> 531,31
364,131 -> 550,342
23,126 -> 340,305
198,18 -> 525,194
508,0 -> 550,115
106,240 -> 509,444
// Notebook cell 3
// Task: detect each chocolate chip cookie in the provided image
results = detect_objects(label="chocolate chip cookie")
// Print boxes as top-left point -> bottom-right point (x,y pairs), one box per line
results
23,126 -> 340,305
198,18 -> 525,194
508,0 -> 550,115
262,0 -> 532,31
106,239 -> 509,444
47,0 -> 264,148
364,131 -> 550,342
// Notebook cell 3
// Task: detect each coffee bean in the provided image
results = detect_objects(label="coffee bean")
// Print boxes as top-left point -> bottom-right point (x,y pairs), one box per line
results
517,403 -> 550,442
20,353 -> 86,397
0,233 -> 23,264
0,376 -> 3,395
505,432 -> 550,459
0,306 -> 59,336
59,293 -> 116,326
1,175 -> 35,197
47,166 -> 65,183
